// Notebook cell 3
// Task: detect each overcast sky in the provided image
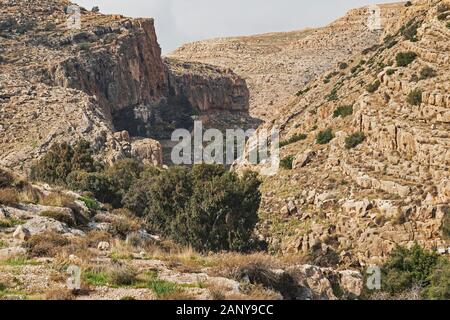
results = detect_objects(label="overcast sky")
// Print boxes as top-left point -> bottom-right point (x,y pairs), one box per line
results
73,0 -> 398,53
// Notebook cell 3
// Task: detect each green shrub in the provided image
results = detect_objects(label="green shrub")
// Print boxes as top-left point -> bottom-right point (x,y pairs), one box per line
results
333,105 -> 353,118
381,244 -> 439,295
442,207 -> 450,240
0,169 -> 13,188
437,12 -> 449,21
366,80 -> 380,93
419,66 -> 437,79
79,196 -> 101,211
295,87 -> 310,97
67,171 -> 116,205
401,20 -> 420,42
316,128 -> 334,145
405,1 -> 412,7
280,156 -> 294,170
124,165 -> 261,252
386,69 -> 396,76
422,257 -> 450,300
279,134 -> 307,147
105,159 -> 143,200
345,132 -> 366,149
29,141 -> 98,185
447,22 -> 450,29
338,62 -> 348,70
407,89 -> 423,106
396,51 -> 417,67
326,88 -> 338,101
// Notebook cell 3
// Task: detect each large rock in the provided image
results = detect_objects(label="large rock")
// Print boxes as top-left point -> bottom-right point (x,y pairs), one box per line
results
293,149 -> 316,169
130,139 -> 163,166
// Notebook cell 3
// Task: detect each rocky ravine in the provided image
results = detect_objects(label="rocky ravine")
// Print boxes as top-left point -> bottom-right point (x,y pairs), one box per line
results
169,3 -> 403,120
0,0 -> 250,171
236,0 -> 450,267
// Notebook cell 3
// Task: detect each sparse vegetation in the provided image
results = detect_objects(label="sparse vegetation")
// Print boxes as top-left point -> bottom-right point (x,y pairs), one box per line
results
40,211 -> 75,227
396,51 -> 417,67
279,133 -> 307,147
419,66 -> 436,80
295,87 -> 310,97
316,128 -> 334,145
442,207 -> 450,240
0,188 -> 19,206
280,155 -> 294,170
407,89 -> 423,106
386,69 -> 396,76
338,62 -> 348,70
366,80 -> 380,93
345,132 -> 366,149
0,168 -> 13,188
333,105 -> 353,118
400,20 -> 421,42
26,231 -> 70,257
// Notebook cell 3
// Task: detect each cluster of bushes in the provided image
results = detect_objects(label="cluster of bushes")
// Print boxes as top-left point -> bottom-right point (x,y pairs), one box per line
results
407,89 -> 423,106
367,244 -> 449,300
333,105 -> 353,118
316,128 -> 334,145
279,133 -> 307,147
396,51 -> 417,67
30,141 -> 263,253
295,87 -> 310,97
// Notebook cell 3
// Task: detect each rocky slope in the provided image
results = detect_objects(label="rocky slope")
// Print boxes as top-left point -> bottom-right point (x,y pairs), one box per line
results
169,3 -> 403,120
0,0 -> 250,171
237,0 -> 450,267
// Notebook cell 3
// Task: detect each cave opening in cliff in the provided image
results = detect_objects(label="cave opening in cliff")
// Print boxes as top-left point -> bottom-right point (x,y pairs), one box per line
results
112,94 -> 199,141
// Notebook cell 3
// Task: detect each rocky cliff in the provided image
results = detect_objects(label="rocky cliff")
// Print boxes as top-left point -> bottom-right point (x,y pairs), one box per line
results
169,3 -> 403,120
236,0 -> 450,267
0,0 -> 250,170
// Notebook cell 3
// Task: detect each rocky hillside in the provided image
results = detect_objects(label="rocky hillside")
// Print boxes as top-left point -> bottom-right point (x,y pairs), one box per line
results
237,0 -> 450,267
169,3 -> 403,120
0,0 -> 250,171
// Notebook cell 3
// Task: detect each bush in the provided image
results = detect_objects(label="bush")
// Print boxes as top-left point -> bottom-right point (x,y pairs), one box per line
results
279,134 -> 307,147
442,207 -> 450,240
105,159 -> 143,201
407,89 -> 423,106
419,66 -> 436,80
326,88 -> 338,101
0,169 -> 13,188
447,22 -> 450,29
345,132 -> 366,149
366,80 -> 380,93
108,266 -> 138,287
280,156 -> 294,170
316,128 -> 334,145
109,215 -> 141,239
333,105 -> 353,118
0,188 -> 19,206
405,1 -> 412,7
401,20 -> 420,42
437,12 -> 449,21
79,196 -> 101,211
124,165 -> 261,252
29,141 -> 97,185
67,171 -> 116,205
396,51 -> 417,67
386,69 -> 396,76
381,244 -> 439,295
422,258 -> 450,300
338,62 -> 348,70
26,231 -> 70,257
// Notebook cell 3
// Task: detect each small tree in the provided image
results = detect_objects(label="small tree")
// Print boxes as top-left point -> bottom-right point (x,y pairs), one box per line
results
280,155 -> 294,170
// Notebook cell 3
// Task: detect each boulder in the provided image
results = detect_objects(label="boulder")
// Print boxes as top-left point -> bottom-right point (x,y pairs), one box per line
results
0,247 -> 27,261
293,149 -> 316,169
12,225 -> 31,241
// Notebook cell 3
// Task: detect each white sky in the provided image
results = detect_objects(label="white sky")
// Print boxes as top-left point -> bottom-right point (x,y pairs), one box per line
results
73,0 -> 399,53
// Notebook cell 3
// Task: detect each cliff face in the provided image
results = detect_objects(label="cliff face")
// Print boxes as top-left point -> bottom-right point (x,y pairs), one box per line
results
236,0 -> 450,266
169,3 -> 403,120
46,18 -> 166,115
164,58 -> 249,112
0,0 -> 249,170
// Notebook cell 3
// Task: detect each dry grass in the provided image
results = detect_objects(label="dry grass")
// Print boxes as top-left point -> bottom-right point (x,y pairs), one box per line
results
39,192 -> 75,207
26,231 -> 71,258
45,288 -> 75,300
109,239 -> 134,260
0,188 -> 19,206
